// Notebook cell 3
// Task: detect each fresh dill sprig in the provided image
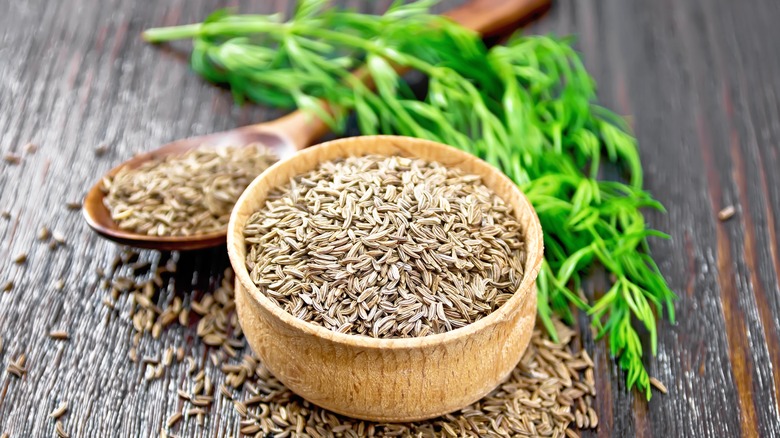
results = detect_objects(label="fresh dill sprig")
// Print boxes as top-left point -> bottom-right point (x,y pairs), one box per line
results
144,0 -> 676,399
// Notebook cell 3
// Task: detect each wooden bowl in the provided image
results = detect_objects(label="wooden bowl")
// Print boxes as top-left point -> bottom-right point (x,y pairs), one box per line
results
227,135 -> 544,422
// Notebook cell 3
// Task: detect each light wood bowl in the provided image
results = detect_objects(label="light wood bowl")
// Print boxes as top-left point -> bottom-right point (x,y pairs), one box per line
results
227,135 -> 544,422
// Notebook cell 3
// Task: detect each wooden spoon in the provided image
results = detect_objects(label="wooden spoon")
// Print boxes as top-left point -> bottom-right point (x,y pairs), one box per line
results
83,0 -> 550,251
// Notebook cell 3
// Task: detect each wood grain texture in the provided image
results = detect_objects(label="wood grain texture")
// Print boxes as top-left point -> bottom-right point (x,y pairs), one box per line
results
1,0 -> 780,437
227,136 -> 542,421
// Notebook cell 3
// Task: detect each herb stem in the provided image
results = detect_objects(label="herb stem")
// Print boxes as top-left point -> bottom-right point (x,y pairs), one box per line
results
144,0 -> 676,399
142,24 -> 203,43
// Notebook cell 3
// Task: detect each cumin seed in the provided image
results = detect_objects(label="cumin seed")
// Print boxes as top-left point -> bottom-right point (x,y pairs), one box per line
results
3,153 -> 21,165
49,330 -> 69,340
649,377 -> 668,394
718,205 -> 736,221
49,402 -> 68,419
166,412 -> 182,428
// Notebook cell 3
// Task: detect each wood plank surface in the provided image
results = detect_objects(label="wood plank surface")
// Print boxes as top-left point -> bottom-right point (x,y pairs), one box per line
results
1,0 -> 779,436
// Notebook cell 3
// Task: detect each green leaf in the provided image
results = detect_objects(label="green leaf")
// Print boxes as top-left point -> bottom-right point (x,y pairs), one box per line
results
143,3 -> 674,400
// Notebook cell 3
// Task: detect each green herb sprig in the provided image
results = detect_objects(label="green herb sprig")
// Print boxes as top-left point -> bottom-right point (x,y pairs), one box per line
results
144,0 -> 675,398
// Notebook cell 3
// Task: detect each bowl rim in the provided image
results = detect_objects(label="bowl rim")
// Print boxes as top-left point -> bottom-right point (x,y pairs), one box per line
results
227,135 -> 544,350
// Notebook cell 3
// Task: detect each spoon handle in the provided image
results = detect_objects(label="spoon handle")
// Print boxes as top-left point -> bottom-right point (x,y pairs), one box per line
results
256,0 -> 551,150
449,0 -> 550,37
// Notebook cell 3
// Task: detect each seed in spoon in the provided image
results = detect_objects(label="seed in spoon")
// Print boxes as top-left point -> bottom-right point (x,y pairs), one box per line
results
101,144 -> 276,237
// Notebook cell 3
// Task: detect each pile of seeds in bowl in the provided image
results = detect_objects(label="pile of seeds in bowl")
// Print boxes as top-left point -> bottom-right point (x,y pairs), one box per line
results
243,155 -> 526,338
102,143 -> 276,236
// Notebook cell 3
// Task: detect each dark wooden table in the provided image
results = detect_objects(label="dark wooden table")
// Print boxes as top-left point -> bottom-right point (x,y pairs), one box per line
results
2,0 -> 779,436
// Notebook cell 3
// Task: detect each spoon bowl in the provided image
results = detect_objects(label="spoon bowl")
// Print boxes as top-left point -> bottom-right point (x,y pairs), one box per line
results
82,0 -> 550,251
82,112 -> 319,250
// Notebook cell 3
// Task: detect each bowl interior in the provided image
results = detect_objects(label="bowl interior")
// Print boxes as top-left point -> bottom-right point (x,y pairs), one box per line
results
227,135 -> 544,349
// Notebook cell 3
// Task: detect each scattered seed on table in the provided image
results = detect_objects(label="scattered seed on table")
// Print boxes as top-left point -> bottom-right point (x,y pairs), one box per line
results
2,281 -> 12,292
185,408 -> 206,417
0,337 -> 3,354
191,395 -> 213,407
650,377 -> 668,394
49,330 -> 70,341
94,144 -> 109,156
222,343 -> 237,358
12,253 -> 27,264
54,278 -> 65,291
204,376 -> 212,395
588,407 -> 599,427
202,333 -> 223,346
38,226 -> 51,240
240,424 -> 260,435
178,308 -> 189,326
65,201 -> 82,211
49,401 -> 68,419
718,205 -> 736,221
0,211 -> 10,219
166,412 -> 182,429
52,231 -> 66,245
233,401 -> 247,418
192,380 -> 204,396
219,384 -> 232,400
163,347 -> 174,366
55,420 -> 69,438
243,395 -> 263,406
3,153 -> 21,165
23,143 -> 37,154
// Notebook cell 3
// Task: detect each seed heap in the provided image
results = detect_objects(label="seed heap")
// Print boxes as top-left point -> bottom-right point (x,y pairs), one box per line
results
102,144 -> 276,236
97,250 -> 598,437
176,368 -> 216,427
167,317 -> 599,437
99,250 -> 244,365
213,320 -> 597,438
244,155 -> 526,338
